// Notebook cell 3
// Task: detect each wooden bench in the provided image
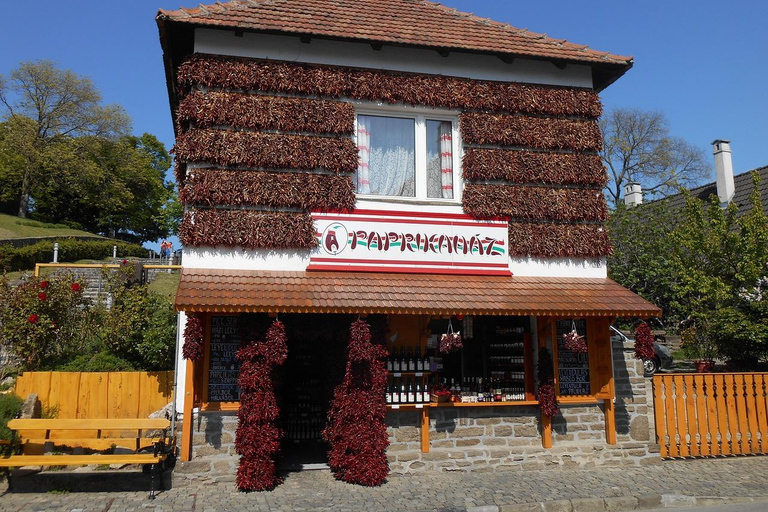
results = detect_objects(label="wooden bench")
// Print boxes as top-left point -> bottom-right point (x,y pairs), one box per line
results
0,418 -> 173,498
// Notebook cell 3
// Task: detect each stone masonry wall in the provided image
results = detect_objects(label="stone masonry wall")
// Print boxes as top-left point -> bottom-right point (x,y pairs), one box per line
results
176,340 -> 658,479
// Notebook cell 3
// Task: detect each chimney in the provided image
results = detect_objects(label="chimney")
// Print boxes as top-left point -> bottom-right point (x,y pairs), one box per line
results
624,181 -> 643,207
712,140 -> 735,204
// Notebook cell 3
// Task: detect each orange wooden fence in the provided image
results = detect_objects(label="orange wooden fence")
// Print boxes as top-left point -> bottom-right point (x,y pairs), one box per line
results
653,373 -> 768,458
14,371 -> 174,419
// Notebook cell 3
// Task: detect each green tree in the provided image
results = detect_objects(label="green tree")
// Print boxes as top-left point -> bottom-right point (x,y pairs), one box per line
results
30,134 -> 175,242
600,108 -> 710,207
0,60 -> 130,217
609,172 -> 768,365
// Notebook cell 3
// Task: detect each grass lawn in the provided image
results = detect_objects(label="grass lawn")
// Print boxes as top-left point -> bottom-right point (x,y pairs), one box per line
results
0,212 -> 101,240
148,271 -> 180,302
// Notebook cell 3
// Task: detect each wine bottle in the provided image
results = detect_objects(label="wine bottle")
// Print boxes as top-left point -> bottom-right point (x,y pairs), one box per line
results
387,351 -> 394,372
408,346 -> 415,371
399,379 -> 407,404
407,378 -> 415,403
415,346 -> 423,371
386,383 -> 392,404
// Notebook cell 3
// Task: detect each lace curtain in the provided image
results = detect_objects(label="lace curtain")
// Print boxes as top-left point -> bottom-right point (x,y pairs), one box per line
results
357,115 -> 415,197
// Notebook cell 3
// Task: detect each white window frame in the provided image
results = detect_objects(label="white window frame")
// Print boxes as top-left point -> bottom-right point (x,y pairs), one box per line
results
354,105 -> 462,204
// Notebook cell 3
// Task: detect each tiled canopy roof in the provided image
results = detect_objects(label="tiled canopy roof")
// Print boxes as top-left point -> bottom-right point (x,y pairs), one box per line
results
157,0 -> 632,67
174,268 -> 661,318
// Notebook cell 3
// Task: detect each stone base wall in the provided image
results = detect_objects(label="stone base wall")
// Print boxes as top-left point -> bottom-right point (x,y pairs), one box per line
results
179,338 -> 658,477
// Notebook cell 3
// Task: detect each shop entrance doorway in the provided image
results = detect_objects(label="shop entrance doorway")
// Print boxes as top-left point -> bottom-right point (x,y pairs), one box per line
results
278,314 -> 350,470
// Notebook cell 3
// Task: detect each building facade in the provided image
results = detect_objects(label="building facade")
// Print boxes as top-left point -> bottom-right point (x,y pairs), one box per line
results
157,0 -> 660,474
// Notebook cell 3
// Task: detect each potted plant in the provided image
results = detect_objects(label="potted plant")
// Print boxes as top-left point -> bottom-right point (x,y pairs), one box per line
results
681,326 -> 717,372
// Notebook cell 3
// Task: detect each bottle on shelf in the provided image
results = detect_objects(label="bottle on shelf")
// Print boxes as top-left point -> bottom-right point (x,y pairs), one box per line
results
407,378 -> 415,403
415,346 -> 422,371
386,383 -> 392,404
387,351 -> 394,372
399,378 -> 407,404
407,346 -> 415,371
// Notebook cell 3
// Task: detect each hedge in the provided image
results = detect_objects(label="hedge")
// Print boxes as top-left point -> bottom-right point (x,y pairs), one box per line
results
0,238 -> 147,272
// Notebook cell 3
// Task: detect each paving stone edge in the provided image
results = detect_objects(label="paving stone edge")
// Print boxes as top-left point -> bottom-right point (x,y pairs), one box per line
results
466,494 -> 768,512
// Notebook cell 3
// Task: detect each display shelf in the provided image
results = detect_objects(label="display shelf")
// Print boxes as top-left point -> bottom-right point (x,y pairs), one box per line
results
388,371 -> 431,377
433,400 -> 539,407
386,403 -> 429,410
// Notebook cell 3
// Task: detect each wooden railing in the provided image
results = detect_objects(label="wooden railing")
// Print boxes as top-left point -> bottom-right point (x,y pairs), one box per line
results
653,373 -> 768,458
14,371 -> 174,419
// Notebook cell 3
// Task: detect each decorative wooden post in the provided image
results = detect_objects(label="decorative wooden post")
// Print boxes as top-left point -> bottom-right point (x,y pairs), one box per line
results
181,358 -> 195,461
604,398 -> 617,445
420,407 -> 430,453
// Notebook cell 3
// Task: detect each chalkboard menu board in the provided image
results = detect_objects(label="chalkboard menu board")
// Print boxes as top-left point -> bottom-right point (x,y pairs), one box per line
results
556,319 -> 590,396
208,316 -> 241,402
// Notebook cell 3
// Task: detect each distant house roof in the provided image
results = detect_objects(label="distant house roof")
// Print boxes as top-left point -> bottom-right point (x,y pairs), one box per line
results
157,0 -> 633,92
660,166 -> 768,218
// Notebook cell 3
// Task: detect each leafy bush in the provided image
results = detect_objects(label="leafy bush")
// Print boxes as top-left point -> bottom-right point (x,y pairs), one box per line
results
0,273 -> 92,370
0,393 -> 23,440
0,267 -> 177,372
58,351 -> 135,372
0,238 -> 147,272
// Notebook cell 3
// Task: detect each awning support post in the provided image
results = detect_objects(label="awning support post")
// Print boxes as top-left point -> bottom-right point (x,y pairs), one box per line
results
420,407 -> 430,453
181,359 -> 195,461
604,398 -> 617,444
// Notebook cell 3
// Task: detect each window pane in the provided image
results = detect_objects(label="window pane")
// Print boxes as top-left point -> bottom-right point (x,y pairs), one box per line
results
357,115 -> 415,197
426,120 -> 453,199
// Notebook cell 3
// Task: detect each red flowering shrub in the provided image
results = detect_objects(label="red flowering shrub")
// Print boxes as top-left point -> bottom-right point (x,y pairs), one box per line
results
0,275 -> 89,370
323,319 -> 389,486
537,347 -> 559,419
182,313 -> 204,361
235,319 -> 288,491
71,283 -> 82,292
634,322 -> 655,360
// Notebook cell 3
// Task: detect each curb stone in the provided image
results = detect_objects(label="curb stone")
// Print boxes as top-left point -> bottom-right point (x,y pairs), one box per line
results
467,495 -> 768,512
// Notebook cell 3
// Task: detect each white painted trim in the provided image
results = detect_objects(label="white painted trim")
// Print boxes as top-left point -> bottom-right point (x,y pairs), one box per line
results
194,29 -> 594,89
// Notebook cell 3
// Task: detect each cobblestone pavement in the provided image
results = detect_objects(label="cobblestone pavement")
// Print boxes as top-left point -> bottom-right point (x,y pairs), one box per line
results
1,456 -> 768,512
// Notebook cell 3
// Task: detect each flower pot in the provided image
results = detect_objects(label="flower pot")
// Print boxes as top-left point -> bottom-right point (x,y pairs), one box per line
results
694,360 -> 714,373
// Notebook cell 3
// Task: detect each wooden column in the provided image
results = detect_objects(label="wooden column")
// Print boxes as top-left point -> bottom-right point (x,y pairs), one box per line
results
181,358 -> 195,462
420,407 -> 430,453
537,317 -> 553,449
604,398 -> 617,445
541,415 -> 553,448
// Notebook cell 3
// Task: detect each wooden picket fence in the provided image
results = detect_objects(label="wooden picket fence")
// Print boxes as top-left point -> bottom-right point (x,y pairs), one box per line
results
653,373 -> 768,458
14,371 -> 174,419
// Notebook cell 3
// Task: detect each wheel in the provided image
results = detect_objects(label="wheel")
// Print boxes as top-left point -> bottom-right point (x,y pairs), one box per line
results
643,357 -> 659,377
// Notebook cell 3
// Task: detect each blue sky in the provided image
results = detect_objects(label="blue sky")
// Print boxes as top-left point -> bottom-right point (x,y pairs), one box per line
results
1,0 -> 766,248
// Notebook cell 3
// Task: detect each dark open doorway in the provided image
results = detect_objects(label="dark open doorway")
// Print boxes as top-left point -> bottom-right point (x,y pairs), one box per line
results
277,314 -> 350,470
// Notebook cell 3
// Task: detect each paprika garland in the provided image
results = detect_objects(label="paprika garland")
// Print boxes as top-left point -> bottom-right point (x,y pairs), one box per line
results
634,322 -> 655,361
182,313 -> 204,361
323,318 -> 389,486
537,347 -> 559,418
235,318 -> 288,491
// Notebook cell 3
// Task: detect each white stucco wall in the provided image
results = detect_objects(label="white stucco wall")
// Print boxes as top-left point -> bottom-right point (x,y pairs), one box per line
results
194,29 -> 594,89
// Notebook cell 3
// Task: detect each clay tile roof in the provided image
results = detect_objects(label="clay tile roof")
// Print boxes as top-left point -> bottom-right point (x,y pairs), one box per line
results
174,269 -> 661,317
157,0 -> 633,67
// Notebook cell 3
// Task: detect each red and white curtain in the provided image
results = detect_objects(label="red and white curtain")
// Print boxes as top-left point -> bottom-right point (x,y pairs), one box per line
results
439,122 -> 453,199
357,118 -> 371,194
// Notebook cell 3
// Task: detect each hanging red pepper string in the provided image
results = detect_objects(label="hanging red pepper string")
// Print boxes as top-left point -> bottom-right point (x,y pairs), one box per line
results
323,318 -> 389,486
182,313 -> 204,361
235,318 -> 288,491
537,347 -> 559,419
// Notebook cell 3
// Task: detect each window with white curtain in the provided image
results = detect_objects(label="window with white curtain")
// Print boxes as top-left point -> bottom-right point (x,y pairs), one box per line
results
356,111 -> 459,201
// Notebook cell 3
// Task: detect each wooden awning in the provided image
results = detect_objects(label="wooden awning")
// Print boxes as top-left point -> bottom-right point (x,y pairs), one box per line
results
174,268 -> 660,318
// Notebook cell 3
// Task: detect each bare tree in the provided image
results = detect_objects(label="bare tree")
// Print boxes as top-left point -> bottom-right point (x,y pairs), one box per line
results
600,108 -> 710,208
0,60 -> 130,217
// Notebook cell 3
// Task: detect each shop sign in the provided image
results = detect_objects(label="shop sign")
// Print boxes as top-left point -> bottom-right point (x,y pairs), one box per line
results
309,210 -> 510,275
